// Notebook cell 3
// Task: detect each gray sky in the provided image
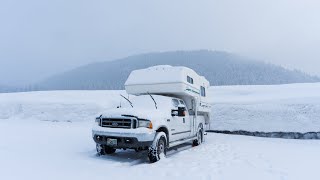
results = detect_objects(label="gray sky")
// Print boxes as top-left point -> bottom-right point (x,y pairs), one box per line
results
1,0 -> 320,86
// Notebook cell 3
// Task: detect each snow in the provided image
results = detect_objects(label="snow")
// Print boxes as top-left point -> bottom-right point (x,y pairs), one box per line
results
1,120 -> 320,180
1,83 -> 320,179
124,65 -> 210,99
1,83 -> 319,132
210,83 -> 320,132
125,65 -> 188,85
0,90 -> 125,122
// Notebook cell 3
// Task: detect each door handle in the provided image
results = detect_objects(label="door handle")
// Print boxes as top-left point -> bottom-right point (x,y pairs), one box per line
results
183,118 -> 185,123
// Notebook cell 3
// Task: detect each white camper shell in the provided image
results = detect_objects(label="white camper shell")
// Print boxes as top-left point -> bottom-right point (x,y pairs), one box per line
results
125,65 -> 211,114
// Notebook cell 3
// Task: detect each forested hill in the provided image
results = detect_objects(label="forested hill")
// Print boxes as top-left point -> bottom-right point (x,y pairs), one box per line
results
35,50 -> 320,90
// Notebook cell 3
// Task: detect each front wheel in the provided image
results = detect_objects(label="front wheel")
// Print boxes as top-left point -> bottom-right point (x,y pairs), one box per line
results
193,129 -> 203,146
96,144 -> 116,155
105,146 -> 116,154
148,132 -> 167,163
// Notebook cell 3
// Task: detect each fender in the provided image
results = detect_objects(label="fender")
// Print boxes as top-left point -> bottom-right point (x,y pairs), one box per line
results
156,126 -> 170,145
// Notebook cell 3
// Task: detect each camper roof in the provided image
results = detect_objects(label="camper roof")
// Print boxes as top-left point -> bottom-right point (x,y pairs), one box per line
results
125,65 -> 210,97
125,65 -> 208,86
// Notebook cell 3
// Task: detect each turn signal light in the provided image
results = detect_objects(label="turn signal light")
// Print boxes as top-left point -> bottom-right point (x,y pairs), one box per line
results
148,122 -> 153,129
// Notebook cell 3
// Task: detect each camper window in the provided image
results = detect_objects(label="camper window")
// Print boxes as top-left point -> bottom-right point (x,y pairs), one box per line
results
172,99 -> 179,107
179,100 -> 185,105
201,86 -> 206,97
187,76 -> 194,84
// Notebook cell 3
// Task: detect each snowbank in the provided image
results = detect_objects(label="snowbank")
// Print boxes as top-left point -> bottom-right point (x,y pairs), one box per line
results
0,90 -> 125,122
210,83 -> 320,132
209,130 -> 320,139
1,83 -> 320,132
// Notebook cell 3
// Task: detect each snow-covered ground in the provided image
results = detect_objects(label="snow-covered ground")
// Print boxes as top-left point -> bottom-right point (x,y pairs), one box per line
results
1,83 -> 320,180
210,83 -> 320,132
1,120 -> 320,180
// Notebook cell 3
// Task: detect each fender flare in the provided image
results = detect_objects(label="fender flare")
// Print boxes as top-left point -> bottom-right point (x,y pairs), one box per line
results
156,126 -> 170,145
198,123 -> 204,131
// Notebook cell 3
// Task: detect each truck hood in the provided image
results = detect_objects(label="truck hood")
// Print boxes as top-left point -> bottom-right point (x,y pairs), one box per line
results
100,107 -> 169,121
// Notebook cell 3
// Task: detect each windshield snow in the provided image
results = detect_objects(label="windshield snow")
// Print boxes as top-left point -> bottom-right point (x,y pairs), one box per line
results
120,95 -> 171,110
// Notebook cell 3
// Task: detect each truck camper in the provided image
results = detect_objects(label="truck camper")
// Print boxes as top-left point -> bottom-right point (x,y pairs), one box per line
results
92,65 -> 211,162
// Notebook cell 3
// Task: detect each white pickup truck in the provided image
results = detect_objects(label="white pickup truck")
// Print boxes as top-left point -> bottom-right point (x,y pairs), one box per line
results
92,65 -> 211,163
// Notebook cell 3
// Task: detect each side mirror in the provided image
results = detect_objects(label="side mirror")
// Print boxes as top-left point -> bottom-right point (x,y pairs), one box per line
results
171,110 -> 178,116
178,107 -> 186,117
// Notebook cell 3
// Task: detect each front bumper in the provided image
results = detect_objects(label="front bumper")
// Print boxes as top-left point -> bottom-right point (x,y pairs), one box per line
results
92,125 -> 156,149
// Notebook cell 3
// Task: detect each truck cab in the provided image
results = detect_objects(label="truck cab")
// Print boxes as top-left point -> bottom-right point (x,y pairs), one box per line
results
92,65 -> 211,163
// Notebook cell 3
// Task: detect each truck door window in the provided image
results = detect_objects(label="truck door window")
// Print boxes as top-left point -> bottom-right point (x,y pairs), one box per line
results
172,99 -> 179,108
179,100 -> 185,106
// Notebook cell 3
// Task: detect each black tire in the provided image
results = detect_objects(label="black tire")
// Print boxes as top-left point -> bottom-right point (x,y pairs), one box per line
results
96,144 -> 105,155
193,129 -> 203,146
148,132 -> 167,163
134,148 -> 143,152
96,144 -> 116,155
105,146 -> 116,154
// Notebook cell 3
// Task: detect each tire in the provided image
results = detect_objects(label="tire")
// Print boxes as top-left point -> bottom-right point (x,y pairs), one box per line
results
134,147 -> 143,152
193,129 -> 203,146
96,144 -> 116,155
105,146 -> 116,154
96,144 -> 105,155
148,132 -> 167,163
134,148 -> 140,152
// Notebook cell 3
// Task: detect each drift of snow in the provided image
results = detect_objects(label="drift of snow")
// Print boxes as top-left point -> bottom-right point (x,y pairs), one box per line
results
210,83 -> 320,132
1,83 -> 320,132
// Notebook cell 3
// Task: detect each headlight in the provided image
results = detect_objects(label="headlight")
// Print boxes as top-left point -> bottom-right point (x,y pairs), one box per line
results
95,115 -> 102,125
138,119 -> 153,129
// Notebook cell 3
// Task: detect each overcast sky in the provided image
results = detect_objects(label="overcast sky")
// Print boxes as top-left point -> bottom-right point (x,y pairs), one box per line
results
1,0 -> 320,86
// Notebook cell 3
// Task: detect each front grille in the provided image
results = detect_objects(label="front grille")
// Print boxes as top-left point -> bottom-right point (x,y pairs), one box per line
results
100,118 -> 135,129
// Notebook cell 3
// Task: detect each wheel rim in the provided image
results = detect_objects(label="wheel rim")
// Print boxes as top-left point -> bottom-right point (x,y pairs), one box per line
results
158,138 -> 165,154
198,131 -> 202,143
96,144 -> 102,152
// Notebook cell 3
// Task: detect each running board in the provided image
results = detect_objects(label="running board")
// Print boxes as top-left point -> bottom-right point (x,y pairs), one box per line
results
168,136 -> 197,148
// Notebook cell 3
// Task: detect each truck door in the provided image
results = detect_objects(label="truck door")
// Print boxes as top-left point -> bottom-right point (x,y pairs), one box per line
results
179,100 -> 191,139
170,99 -> 187,142
191,98 -> 197,136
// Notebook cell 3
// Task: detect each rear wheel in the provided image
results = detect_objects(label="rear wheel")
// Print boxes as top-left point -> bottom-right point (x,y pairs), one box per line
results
148,132 -> 167,163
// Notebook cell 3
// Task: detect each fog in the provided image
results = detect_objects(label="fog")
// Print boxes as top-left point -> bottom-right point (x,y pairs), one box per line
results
1,0 -> 320,86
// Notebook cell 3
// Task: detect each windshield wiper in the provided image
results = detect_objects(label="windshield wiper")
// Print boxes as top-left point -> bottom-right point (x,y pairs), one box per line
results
120,94 -> 133,108
147,92 -> 157,109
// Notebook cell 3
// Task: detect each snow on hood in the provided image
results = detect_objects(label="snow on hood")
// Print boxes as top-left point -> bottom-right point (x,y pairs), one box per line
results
100,94 -> 173,120
100,107 -> 170,122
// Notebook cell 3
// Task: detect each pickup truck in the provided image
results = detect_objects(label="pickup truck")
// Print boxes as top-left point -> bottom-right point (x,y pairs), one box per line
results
92,65 -> 210,163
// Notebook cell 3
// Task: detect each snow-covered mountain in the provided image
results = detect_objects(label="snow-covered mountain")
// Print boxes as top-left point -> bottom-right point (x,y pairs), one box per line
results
0,85 -> 19,93
35,50 -> 319,90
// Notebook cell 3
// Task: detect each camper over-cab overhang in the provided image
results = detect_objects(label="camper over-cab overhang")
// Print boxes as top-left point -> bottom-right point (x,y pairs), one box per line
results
125,65 -> 211,113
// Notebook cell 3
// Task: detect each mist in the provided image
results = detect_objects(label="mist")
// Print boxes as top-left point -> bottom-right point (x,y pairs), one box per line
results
1,0 -> 320,86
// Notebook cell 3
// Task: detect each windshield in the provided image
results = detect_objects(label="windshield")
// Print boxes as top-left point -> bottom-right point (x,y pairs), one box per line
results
120,95 -> 171,110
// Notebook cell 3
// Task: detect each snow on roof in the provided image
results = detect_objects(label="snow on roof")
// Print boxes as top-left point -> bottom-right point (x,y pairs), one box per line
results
125,65 -> 204,86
